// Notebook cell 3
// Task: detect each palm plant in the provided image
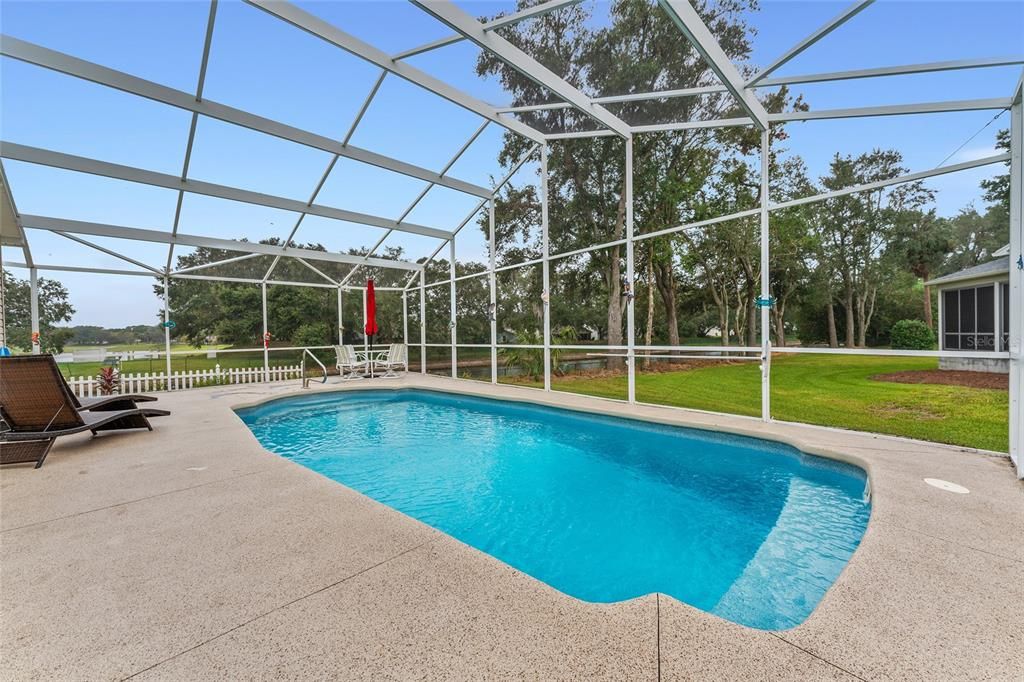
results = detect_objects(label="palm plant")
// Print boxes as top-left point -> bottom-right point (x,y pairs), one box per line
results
499,326 -> 579,379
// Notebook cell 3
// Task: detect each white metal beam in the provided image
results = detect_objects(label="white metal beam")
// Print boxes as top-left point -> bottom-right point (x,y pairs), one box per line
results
52,231 -> 164,274
404,143 -> 539,289
632,117 -> 753,134
1,142 -> 452,240
340,120 -> 489,287
772,153 -> 1010,210
545,129 -> 618,140
624,138 -> 635,402
242,0 -> 545,144
636,208 -> 761,243
629,153 -> 1010,244
558,98 -> 1014,135
500,57 -> 1024,114
0,160 -> 32,266
178,273 -> 337,288
278,70 -> 389,262
173,252 -> 263,275
759,129 -> 770,421
758,56 -> 1024,88
1008,74 -> 1023,476
656,0 -> 769,129
541,144 -> 551,391
294,257 -> 339,286
19,215 -> 423,271
746,0 -> 875,88
4,262 -> 159,278
409,0 -> 631,138
547,117 -> 752,137
499,85 -> 724,113
29,267 -> 39,353
167,0 -> 219,272
393,0 -> 584,60
0,35 -> 493,200
484,0 -> 585,32
769,98 -> 1012,122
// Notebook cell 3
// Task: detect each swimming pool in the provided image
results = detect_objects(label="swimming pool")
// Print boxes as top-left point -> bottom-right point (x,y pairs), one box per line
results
237,389 -> 870,630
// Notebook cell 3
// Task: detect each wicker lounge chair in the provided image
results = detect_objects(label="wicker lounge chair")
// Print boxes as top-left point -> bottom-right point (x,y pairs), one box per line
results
0,355 -> 170,468
375,343 -> 408,378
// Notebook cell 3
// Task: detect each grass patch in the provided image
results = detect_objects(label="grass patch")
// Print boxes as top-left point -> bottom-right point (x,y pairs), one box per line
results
521,354 -> 1007,452
55,347 -> 326,378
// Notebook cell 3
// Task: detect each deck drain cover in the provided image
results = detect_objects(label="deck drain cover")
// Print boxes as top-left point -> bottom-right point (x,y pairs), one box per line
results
924,478 -> 969,494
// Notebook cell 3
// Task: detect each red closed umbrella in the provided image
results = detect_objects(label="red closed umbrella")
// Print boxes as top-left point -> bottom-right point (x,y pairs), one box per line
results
364,278 -> 378,349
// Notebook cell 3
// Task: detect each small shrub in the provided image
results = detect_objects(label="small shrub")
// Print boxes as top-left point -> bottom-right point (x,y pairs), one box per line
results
292,321 -> 331,347
890,319 -> 935,350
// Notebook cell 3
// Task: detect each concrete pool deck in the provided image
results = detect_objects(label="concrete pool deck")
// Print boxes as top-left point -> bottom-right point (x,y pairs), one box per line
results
2,374 -> 1022,680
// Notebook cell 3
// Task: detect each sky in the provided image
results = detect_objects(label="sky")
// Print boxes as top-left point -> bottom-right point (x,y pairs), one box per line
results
0,0 -> 1021,327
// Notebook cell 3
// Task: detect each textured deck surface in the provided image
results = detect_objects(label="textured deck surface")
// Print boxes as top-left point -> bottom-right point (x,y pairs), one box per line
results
2,375 -> 1021,680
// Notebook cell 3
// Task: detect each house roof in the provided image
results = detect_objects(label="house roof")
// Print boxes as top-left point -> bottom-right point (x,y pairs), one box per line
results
926,254 -> 1010,287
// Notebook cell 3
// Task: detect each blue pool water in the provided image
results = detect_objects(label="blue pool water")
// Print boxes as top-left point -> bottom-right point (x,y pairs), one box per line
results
237,390 -> 870,630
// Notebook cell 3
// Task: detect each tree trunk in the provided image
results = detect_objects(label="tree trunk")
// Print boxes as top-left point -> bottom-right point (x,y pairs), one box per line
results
606,189 -> 627,370
607,256 -> 623,369
923,284 -> 933,330
826,301 -> 839,348
844,286 -> 856,348
719,303 -> 729,347
665,287 -> 679,348
644,250 -> 655,366
653,260 -> 679,348
855,292 -> 867,348
733,285 -> 745,347
773,300 -> 786,347
862,286 -> 877,347
746,292 -> 757,348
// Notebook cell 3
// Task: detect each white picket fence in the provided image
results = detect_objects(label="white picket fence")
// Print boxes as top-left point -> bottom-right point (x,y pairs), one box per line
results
65,363 -> 303,398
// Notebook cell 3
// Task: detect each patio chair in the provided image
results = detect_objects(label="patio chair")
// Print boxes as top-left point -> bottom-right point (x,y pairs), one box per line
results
334,345 -> 368,381
375,343 -> 408,378
0,355 -> 170,469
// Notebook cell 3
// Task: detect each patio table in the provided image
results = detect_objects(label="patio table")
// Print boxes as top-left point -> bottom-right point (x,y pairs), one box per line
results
354,348 -> 388,378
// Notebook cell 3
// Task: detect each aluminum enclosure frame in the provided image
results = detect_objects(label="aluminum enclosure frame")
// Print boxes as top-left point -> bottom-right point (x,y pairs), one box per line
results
0,0 -> 1020,476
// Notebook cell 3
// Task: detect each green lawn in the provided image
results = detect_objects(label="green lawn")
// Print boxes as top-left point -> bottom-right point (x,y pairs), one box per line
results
56,346 -> 327,379
523,355 -> 1008,452
64,343 -> 228,353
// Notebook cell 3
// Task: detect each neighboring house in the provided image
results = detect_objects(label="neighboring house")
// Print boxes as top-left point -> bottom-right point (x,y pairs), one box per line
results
926,244 -> 1011,373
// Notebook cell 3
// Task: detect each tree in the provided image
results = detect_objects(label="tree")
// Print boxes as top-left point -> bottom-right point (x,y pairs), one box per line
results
812,150 -> 933,347
767,157 -> 816,345
477,0 -> 765,364
980,128 -> 1011,222
2,269 -> 75,353
158,240 -> 412,348
891,209 -> 952,330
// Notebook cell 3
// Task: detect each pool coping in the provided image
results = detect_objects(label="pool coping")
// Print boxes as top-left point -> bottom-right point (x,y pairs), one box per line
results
2,373 -> 1021,679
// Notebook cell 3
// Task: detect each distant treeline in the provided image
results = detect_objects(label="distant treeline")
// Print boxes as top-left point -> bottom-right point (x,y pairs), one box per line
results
62,324 -> 166,346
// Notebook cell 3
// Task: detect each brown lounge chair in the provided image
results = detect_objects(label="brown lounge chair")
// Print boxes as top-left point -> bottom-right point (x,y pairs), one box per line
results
0,355 -> 170,469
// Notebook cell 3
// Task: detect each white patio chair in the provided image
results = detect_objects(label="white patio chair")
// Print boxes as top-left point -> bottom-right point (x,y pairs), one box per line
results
376,343 -> 408,378
334,345 -> 368,381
